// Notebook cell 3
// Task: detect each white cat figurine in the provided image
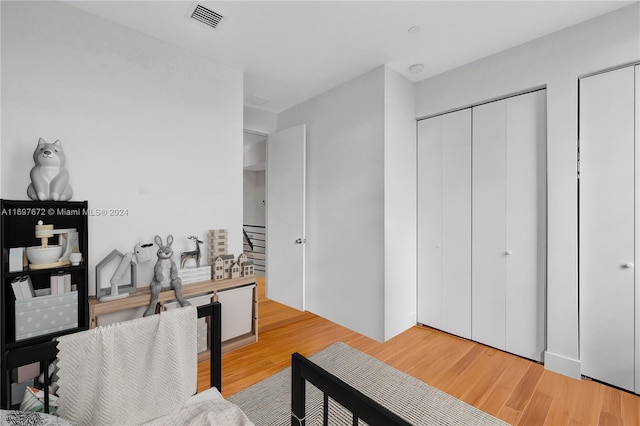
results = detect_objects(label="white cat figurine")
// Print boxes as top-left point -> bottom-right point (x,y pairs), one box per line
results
27,138 -> 73,201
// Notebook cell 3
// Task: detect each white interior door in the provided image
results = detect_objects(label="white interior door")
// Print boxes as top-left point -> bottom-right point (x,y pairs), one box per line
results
472,99 -> 507,350
472,92 -> 545,361
417,109 -> 471,338
417,117 -> 443,329
504,91 -> 546,362
441,109 -> 472,339
580,66 -> 636,392
266,124 -> 306,311
636,65 -> 640,395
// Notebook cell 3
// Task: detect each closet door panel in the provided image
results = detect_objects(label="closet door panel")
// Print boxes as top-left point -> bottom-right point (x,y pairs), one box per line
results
417,109 -> 472,338
580,66 -> 635,392
472,100 -> 507,350
417,117 -> 443,328
636,65 -> 640,394
441,109 -> 472,339
505,91 -> 546,361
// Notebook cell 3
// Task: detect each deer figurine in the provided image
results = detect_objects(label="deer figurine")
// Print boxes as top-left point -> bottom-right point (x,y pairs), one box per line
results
180,235 -> 203,268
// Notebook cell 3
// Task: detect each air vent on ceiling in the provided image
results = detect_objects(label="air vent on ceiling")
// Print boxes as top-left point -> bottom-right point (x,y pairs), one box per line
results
190,4 -> 224,29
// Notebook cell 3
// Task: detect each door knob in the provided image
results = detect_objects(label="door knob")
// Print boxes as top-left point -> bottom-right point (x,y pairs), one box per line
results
622,262 -> 634,269
435,244 -> 442,249
505,250 -> 513,256
295,238 -> 307,244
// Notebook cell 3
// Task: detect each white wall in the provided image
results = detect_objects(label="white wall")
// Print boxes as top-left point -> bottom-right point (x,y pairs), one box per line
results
383,68 -> 417,340
0,4 -> 2,196
415,3 -> 640,378
1,1 -> 244,294
278,66 -> 416,342
244,105 -> 277,135
278,67 -> 386,341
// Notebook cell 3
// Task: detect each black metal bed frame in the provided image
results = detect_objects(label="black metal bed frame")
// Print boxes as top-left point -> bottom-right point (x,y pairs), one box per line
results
2,302 -> 222,414
290,352 -> 411,426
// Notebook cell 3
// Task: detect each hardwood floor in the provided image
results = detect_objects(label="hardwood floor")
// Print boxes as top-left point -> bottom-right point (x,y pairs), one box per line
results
199,277 -> 640,425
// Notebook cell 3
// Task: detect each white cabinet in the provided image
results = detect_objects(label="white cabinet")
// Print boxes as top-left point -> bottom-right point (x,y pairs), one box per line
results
417,90 -> 546,362
217,284 -> 256,342
417,109 -> 472,338
580,65 -> 638,393
472,91 -> 546,362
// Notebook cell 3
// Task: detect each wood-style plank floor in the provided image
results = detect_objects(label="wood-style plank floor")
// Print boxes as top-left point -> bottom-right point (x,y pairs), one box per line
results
198,278 -> 640,425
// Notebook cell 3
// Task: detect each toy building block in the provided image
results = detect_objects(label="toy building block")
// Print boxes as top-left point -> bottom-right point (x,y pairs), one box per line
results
207,229 -> 228,265
208,229 -> 228,244
208,229 -> 228,237
210,242 -> 227,257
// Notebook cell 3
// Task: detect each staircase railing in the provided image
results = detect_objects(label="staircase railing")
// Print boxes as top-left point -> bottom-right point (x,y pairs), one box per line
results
243,224 -> 265,275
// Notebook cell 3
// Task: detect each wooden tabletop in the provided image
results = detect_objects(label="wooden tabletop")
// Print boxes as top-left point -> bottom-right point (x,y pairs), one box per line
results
89,275 -> 257,317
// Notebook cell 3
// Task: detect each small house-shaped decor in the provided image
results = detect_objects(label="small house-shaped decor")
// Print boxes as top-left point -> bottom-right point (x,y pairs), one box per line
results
212,256 -> 225,281
242,260 -> 254,277
230,262 -> 241,279
221,254 -> 235,278
237,253 -> 248,266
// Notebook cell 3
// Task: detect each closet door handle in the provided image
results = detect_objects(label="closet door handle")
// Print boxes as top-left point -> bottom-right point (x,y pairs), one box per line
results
622,262 -> 634,269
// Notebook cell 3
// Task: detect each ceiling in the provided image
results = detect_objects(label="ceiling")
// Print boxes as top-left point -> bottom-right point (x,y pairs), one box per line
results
63,1 -> 635,114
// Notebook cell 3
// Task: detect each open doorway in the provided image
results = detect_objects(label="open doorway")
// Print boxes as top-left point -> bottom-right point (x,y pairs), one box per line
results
243,130 -> 267,296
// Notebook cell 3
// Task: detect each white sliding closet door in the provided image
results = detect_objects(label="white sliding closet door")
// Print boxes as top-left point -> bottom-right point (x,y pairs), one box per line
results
505,91 -> 546,361
472,90 -> 546,361
472,100 -> 507,351
417,109 -> 472,338
580,65 -> 636,393
418,90 -> 545,360
417,116 -> 443,329
637,65 -> 640,395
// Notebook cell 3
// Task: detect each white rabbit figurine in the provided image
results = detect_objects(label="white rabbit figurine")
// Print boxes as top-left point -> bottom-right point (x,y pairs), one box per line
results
143,235 -> 191,316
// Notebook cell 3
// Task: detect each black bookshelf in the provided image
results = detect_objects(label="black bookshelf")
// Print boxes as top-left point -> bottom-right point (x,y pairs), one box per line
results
0,199 -> 89,409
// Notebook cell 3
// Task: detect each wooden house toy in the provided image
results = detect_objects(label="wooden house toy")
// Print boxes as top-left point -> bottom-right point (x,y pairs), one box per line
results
230,262 -> 241,279
242,260 -> 254,277
212,256 -> 225,281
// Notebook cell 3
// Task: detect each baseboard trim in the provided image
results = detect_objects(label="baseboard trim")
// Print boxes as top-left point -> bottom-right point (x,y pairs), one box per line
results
544,350 -> 581,379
